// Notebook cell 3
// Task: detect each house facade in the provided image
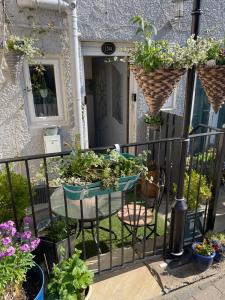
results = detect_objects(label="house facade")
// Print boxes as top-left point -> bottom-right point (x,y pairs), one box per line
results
0,0 -> 225,159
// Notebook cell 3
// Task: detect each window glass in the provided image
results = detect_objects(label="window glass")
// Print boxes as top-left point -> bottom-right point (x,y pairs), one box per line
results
29,65 -> 59,117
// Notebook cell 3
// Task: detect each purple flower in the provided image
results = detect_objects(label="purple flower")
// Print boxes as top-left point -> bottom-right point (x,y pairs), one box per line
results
0,222 -> 10,231
6,221 -> 14,227
30,238 -> 40,251
5,246 -> 15,257
23,216 -> 33,225
10,227 -> 17,237
0,252 -> 5,259
21,231 -> 32,240
2,237 -> 11,246
20,244 -> 30,253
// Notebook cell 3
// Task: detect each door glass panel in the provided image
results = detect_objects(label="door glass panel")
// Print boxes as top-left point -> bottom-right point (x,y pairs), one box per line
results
29,65 -> 58,117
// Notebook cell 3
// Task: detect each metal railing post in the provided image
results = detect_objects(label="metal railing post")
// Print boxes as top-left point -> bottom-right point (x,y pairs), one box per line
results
169,0 -> 202,256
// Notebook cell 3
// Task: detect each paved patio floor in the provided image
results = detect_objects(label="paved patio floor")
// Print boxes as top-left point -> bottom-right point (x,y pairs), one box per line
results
155,271 -> 225,300
90,263 -> 162,300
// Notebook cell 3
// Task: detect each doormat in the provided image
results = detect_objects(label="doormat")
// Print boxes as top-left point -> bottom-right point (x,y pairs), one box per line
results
147,259 -> 225,294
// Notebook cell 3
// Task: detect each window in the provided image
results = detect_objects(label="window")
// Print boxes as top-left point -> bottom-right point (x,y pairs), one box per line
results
24,58 -> 64,125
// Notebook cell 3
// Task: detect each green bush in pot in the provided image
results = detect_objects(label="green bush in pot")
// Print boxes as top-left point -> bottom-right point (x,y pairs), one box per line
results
46,249 -> 94,300
174,170 -> 211,211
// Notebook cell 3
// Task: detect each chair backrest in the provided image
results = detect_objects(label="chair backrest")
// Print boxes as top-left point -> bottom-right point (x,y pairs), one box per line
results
153,168 -> 165,212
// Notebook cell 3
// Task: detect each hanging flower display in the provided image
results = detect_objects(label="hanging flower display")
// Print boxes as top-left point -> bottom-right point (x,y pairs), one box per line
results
196,36 -> 225,113
128,16 -> 200,115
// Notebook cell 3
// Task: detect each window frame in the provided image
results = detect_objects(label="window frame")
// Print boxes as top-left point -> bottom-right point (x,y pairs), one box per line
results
24,57 -> 65,126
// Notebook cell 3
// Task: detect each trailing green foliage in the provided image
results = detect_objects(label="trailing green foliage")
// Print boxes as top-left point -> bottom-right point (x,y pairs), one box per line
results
144,113 -> 161,125
46,249 -> 94,300
60,135 -> 149,190
0,168 -> 29,223
129,16 -> 225,72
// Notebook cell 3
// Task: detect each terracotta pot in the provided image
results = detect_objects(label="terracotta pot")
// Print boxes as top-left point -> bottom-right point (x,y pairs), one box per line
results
140,170 -> 158,197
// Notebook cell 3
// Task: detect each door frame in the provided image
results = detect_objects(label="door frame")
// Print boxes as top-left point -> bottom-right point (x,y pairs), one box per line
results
81,41 -> 137,145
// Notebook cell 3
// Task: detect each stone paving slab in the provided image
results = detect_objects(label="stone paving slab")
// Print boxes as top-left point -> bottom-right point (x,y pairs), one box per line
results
91,263 -> 162,300
154,270 -> 225,300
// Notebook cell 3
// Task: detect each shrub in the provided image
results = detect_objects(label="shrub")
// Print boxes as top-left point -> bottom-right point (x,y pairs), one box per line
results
174,170 -> 212,211
46,249 -> 93,300
0,168 -> 29,223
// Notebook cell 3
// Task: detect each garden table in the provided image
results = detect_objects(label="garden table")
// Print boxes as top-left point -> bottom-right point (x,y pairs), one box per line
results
50,187 -> 122,221
50,187 -> 122,253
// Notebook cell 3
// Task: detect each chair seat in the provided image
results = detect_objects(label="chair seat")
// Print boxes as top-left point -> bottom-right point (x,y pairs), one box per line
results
117,204 -> 154,227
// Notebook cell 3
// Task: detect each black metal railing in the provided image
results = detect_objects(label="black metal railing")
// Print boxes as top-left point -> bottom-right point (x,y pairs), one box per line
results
0,128 -> 224,275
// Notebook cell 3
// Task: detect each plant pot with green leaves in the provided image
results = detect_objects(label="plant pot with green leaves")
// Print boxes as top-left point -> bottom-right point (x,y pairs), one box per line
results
195,35 -> 225,112
128,16 -> 201,116
0,219 -> 43,300
174,170 -> 212,243
39,218 -> 78,269
60,136 -> 148,200
140,161 -> 158,198
144,113 -> 162,131
46,249 -> 94,300
192,240 -> 215,271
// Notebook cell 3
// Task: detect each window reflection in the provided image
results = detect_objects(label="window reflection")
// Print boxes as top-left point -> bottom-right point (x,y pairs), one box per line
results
29,65 -> 59,117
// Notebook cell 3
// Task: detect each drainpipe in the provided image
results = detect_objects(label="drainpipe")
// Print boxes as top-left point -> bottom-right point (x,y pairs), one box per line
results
16,0 -> 85,148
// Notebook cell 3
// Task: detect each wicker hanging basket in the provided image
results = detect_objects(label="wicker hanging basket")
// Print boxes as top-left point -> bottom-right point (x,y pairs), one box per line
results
0,49 -> 24,83
130,65 -> 185,115
197,65 -> 225,113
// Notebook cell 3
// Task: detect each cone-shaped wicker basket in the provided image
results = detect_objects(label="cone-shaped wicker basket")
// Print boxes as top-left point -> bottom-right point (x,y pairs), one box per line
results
197,65 -> 225,113
0,49 -> 23,83
131,65 -> 185,115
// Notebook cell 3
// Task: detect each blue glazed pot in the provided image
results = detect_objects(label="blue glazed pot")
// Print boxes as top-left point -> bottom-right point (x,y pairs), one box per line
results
25,263 -> 44,300
192,243 -> 215,271
33,263 -> 44,300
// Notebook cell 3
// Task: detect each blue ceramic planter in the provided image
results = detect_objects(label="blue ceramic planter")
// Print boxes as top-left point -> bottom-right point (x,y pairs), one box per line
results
192,243 -> 215,271
63,153 -> 140,200
26,263 -> 44,300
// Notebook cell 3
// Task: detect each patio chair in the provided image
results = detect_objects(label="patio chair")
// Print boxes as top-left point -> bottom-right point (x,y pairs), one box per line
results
117,169 -> 165,241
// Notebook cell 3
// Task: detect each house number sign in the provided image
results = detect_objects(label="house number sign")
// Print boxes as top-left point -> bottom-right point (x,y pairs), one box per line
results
101,42 -> 116,55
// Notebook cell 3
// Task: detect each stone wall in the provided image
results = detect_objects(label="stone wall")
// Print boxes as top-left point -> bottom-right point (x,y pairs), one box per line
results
1,0 -> 225,157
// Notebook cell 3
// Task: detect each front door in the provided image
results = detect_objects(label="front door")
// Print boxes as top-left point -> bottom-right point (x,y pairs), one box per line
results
91,57 -> 128,148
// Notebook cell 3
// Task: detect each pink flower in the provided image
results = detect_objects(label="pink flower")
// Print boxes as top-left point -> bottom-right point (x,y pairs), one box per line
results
2,237 -> 11,246
5,246 -> 15,257
21,231 -> 32,240
20,244 -> 30,253
23,216 -> 33,224
30,238 -> 40,251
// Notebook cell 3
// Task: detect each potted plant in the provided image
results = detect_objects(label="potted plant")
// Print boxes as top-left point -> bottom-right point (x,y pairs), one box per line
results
192,240 -> 215,271
0,219 -> 43,300
0,168 -> 29,224
128,16 -> 200,115
60,135 -> 148,200
46,249 -> 94,300
144,113 -> 162,131
196,35 -> 225,112
140,161 -> 158,198
205,231 -> 225,262
174,170 -> 212,242
39,218 -> 77,268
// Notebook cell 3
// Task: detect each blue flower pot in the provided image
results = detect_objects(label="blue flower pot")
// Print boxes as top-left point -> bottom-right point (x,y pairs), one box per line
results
192,243 -> 215,271
24,263 -> 44,300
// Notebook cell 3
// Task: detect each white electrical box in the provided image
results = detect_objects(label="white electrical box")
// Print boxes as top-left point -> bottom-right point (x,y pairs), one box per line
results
44,135 -> 61,154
